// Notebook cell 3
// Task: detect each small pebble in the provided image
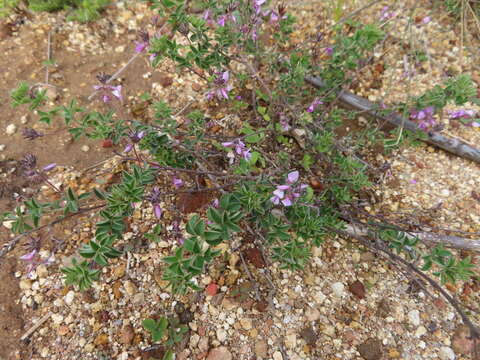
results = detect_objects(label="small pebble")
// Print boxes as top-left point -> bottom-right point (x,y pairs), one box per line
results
439,346 -> 455,360
81,145 -> 90,152
6,124 -> 17,135
0,144 -> 5,152
331,282 -> 345,297
408,310 -> 421,326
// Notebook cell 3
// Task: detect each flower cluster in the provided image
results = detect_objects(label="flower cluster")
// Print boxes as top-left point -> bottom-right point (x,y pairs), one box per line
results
145,187 -> 162,219
207,71 -> 233,100
20,154 -> 56,184
124,130 -> 146,153
410,106 -> 436,130
222,139 -> 252,163
307,97 -> 323,113
448,109 -> 479,127
379,6 -> 395,21
20,236 -> 54,278
271,171 -> 307,206
93,73 -> 122,104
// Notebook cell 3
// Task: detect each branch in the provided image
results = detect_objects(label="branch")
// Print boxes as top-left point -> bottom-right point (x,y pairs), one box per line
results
305,76 -> 480,164
345,222 -> 480,252
0,204 -> 105,262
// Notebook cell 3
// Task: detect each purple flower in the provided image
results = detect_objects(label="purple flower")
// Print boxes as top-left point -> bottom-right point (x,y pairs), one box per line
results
471,122 -> 480,128
380,6 -> 395,21
42,163 -> 56,172
172,176 -> 183,189
123,143 -> 134,153
135,31 -> 150,53
217,13 -> 236,26
253,0 -> 266,14
324,47 -> 333,56
212,198 -> 220,208
207,71 -> 234,100
20,249 -> 37,261
422,16 -> 431,24
222,139 -> 252,162
153,204 -> 162,219
93,84 -> 122,104
146,187 -> 163,219
307,98 -> 323,113
410,106 -> 436,130
270,171 -> 308,207
448,109 -> 476,119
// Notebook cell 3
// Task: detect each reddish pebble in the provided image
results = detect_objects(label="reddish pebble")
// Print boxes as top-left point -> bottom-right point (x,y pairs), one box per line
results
102,139 -> 113,148
206,283 -> 218,296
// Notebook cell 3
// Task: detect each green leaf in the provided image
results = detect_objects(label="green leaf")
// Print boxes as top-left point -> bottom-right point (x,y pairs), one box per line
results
142,318 -> 157,332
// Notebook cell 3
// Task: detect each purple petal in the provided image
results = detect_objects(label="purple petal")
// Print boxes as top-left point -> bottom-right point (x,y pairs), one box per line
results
277,185 -> 290,190
20,250 -> 37,261
222,141 -> 234,148
220,88 -> 229,99
42,163 -> 57,172
173,177 -> 183,188
124,144 -> 134,153
112,85 -> 122,101
154,204 -> 162,219
281,197 -> 293,206
135,42 -> 148,53
273,189 -> 284,198
270,196 -> 280,205
287,171 -> 299,184
222,71 -> 229,82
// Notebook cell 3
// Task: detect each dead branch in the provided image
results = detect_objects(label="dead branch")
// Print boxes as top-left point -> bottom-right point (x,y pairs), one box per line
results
345,223 -> 480,252
20,312 -> 51,341
305,76 -> 480,164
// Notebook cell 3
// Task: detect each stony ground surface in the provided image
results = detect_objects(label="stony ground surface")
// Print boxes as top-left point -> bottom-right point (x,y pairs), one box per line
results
1,1 -> 480,360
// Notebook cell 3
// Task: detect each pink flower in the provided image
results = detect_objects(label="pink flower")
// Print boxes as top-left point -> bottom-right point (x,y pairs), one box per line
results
422,16 -> 431,24
20,250 -> 37,261
207,71 -> 233,100
270,171 -> 308,207
42,163 -> 56,172
253,0 -> 266,14
307,98 -> 323,113
448,109 -> 476,119
153,204 -> 162,219
172,176 -> 183,189
135,31 -> 150,53
93,84 -> 122,103
410,106 -> 436,130
222,139 -> 252,162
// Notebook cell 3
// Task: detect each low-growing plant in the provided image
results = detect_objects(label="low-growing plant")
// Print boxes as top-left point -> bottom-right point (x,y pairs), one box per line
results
4,0 -> 480,354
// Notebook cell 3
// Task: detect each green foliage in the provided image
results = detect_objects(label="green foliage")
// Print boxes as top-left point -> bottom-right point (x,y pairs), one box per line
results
414,74 -> 477,109
162,194 -> 243,293
28,0 -> 110,22
422,246 -> 475,284
321,24 -> 384,87
10,83 -> 48,110
142,315 -> 186,360
61,258 -> 100,290
380,229 -> 475,284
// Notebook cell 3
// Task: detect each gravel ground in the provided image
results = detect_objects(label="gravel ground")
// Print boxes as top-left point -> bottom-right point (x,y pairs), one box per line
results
3,1 -> 480,360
